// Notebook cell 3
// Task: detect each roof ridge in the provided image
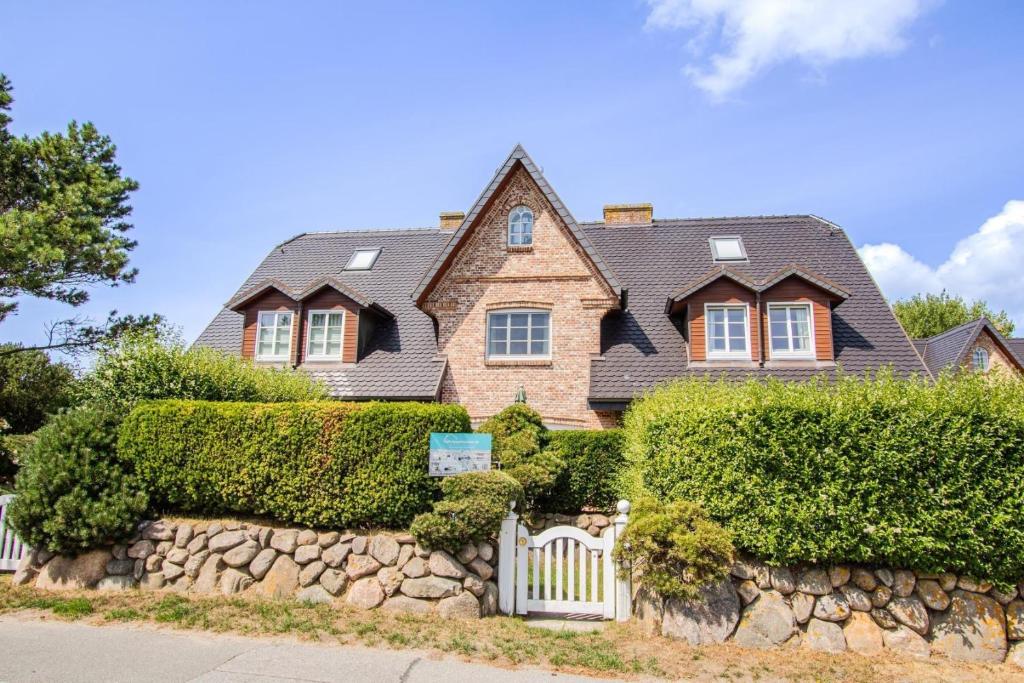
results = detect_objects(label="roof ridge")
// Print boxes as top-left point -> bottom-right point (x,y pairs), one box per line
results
917,317 -> 986,343
295,226 -> 442,237
579,214 -> 818,226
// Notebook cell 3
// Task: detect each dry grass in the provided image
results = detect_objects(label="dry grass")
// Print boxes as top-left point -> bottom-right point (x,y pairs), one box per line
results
1,576 -> 1021,681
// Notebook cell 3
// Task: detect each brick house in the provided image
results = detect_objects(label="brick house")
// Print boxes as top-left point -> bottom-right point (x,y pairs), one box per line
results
912,318 -> 1024,376
196,145 -> 929,428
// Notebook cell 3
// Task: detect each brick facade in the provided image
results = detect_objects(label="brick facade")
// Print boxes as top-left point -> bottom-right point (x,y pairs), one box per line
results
424,167 -> 619,428
965,329 -> 1018,375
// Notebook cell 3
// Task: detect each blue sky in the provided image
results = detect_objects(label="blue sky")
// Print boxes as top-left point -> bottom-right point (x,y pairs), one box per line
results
2,0 -> 1023,354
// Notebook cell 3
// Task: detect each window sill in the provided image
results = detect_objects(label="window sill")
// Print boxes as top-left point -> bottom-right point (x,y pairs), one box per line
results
485,358 -> 552,367
506,245 -> 533,253
764,359 -> 834,369
688,360 -> 758,369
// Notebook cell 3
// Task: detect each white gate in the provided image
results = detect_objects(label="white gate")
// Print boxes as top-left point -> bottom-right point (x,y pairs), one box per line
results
0,494 -> 29,571
498,500 -> 631,621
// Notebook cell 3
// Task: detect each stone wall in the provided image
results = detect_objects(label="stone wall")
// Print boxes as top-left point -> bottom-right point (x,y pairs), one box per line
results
13,519 -> 498,619
636,556 -> 1024,666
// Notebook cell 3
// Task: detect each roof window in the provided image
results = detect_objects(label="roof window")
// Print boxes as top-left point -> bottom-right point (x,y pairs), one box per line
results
345,249 -> 381,271
709,236 -> 747,262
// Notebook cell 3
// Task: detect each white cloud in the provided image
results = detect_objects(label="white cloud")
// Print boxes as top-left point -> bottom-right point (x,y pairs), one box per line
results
859,200 -> 1024,327
645,0 -> 930,99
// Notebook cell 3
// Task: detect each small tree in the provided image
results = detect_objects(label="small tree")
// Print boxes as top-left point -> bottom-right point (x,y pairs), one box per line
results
0,344 -> 76,433
893,291 -> 1015,338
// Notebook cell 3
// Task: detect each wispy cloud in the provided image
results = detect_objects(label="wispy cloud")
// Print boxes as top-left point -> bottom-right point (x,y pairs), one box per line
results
646,0 -> 931,99
859,200 -> 1024,326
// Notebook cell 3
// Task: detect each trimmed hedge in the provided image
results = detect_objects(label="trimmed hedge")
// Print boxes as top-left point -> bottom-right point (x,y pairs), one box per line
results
622,372 -> 1024,585
542,429 -> 625,512
118,399 -> 470,529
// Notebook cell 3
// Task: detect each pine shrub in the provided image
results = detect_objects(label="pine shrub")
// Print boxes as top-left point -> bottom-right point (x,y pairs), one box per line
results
410,469 -> 524,552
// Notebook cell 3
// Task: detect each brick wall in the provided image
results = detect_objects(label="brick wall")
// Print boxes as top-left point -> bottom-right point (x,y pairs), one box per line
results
964,330 -> 1020,375
425,166 -> 619,428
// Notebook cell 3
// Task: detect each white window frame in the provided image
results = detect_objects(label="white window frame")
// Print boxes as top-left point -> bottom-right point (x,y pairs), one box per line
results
704,303 -> 751,360
973,346 -> 990,372
305,309 -> 346,361
255,310 -> 293,362
767,302 -> 816,360
486,308 -> 551,360
345,248 -> 381,271
508,206 -> 534,247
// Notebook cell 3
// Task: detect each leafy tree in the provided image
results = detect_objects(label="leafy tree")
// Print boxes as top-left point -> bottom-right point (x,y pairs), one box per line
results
892,291 -> 1015,338
0,343 -> 75,433
0,74 -> 159,356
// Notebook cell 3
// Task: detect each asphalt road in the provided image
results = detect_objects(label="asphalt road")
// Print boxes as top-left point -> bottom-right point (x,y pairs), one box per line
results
0,618 -> 618,683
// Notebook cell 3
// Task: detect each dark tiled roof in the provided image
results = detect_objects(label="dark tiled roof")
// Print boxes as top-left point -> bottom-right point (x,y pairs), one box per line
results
913,318 -> 1024,377
195,228 -> 448,399
584,215 -> 928,400
196,213 -> 928,403
413,144 -> 622,304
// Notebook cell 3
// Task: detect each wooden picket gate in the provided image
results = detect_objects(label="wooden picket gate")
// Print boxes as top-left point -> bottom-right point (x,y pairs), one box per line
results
0,494 -> 28,571
498,500 -> 631,621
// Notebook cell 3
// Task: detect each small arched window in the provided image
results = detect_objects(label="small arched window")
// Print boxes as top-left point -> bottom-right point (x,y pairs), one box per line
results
973,347 -> 990,372
508,206 -> 533,246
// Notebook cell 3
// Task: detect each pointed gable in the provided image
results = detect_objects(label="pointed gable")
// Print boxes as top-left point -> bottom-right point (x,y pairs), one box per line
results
413,144 -> 622,306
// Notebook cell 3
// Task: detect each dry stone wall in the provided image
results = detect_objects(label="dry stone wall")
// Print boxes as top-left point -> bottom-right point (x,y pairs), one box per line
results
636,556 -> 1024,666
13,519 -> 498,619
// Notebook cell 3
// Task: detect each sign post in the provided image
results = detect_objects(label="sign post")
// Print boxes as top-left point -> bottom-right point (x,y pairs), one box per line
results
429,433 -> 492,477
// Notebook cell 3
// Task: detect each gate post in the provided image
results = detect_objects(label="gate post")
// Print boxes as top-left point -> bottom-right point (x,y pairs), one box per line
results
613,499 -> 631,622
497,500 -> 518,615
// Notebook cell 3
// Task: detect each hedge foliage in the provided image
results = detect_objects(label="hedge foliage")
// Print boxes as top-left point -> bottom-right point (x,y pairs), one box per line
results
542,429 -> 625,512
8,408 -> 148,553
79,332 -> 327,416
622,372 -> 1024,584
410,470 -> 525,552
118,399 -> 470,529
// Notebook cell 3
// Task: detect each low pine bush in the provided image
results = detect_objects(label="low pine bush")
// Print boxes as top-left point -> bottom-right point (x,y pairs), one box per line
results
410,469 -> 525,552
614,497 -> 735,600
8,408 -> 148,553
118,399 -> 470,529
622,372 -> 1024,584
477,404 -> 562,507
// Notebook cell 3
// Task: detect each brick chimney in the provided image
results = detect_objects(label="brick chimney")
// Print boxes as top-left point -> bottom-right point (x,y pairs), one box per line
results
439,211 -> 465,230
603,203 -> 652,225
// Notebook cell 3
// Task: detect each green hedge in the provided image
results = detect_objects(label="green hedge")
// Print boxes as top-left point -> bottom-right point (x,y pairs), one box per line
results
542,429 -> 625,512
622,372 -> 1024,585
118,399 -> 470,529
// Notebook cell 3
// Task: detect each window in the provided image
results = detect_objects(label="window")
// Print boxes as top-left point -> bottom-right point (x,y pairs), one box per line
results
705,304 -> 749,359
709,236 -> 747,262
487,309 -> 550,359
508,206 -> 533,246
306,310 -> 344,360
768,303 -> 814,359
345,249 -> 381,271
255,311 -> 292,361
973,346 -> 990,372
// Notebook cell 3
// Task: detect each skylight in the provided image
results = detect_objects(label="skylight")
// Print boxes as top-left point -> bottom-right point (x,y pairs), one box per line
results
710,236 -> 747,262
345,249 -> 381,271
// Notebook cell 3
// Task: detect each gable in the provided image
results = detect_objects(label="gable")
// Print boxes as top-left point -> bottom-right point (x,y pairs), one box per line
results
414,145 -> 621,306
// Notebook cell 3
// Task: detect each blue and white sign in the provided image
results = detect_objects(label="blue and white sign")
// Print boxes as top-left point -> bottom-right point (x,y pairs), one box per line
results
429,433 -> 492,477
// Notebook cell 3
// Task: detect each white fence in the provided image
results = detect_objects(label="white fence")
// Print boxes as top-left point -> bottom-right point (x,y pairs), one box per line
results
498,500 -> 631,621
0,494 -> 28,571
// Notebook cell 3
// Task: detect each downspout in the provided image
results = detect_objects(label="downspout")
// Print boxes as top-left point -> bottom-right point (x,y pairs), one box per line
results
293,300 -> 303,369
756,291 -> 765,367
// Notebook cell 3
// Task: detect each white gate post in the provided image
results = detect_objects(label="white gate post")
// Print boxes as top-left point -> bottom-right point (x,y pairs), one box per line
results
613,499 -> 631,622
497,500 -> 518,615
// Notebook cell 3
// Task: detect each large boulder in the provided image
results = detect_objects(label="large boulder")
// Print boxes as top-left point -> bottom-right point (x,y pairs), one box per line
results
36,550 -> 111,590
249,548 -> 278,580
322,543 -> 351,568
930,590 -> 1007,663
438,591 -> 480,619
220,568 -> 254,595
346,577 -> 384,609
142,520 -> 175,541
796,569 -> 831,596
887,596 -> 929,635
96,575 -> 137,591
345,555 -> 381,580
299,560 -> 326,587
192,554 -> 225,594
269,529 -> 299,554
256,555 -> 300,598
401,576 -> 462,599
369,536 -> 401,566
805,618 -> 846,653
319,568 -> 347,596
813,593 -> 851,622
1007,600 -> 1024,640
790,592 -> 815,624
882,625 -> 930,658
223,540 -> 260,568
1008,641 -> 1024,669
383,595 -> 434,615
843,611 -> 883,655
429,551 -> 467,579
208,530 -> 247,553
769,567 -> 795,595
733,590 -> 796,648
914,579 -> 950,611
297,585 -> 334,605
401,557 -> 429,578
661,578 -> 740,645
481,581 -> 499,617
